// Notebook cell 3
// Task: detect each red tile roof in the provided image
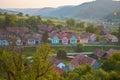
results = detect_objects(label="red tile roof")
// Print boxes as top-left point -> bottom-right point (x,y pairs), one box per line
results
52,58 -> 61,67
24,33 -> 42,40
37,25 -> 47,31
106,48 -> 120,58
93,48 -> 106,58
58,33 -> 72,39
60,28 -> 69,33
105,34 -> 118,40
6,27 -> 29,34
80,32 -> 94,39
47,26 -> 55,32
69,54 -> 96,68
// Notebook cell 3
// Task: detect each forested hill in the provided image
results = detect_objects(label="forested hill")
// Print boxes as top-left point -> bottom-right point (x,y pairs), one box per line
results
9,0 -> 120,20
0,8 -> 18,14
104,10 -> 120,22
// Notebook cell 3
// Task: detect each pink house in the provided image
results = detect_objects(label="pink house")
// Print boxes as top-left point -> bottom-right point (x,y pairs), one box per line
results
58,33 -> 72,45
79,38 -> 88,44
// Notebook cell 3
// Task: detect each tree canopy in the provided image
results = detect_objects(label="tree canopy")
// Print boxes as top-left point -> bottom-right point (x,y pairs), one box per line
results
66,18 -> 75,27
0,44 -> 61,80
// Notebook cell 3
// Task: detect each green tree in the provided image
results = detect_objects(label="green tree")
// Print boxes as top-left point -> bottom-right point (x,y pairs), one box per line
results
56,24 -> 64,29
17,18 -> 26,27
74,43 -> 84,52
43,19 -> 54,26
118,24 -> 120,45
4,14 -> 17,27
26,16 -> 38,30
57,49 -> 67,59
76,22 -> 86,28
96,35 -> 104,42
30,43 -> 60,80
17,12 -> 23,16
0,48 -> 26,80
25,14 -> 29,17
64,65 -> 110,80
4,12 -> 7,15
64,65 -> 94,80
86,24 -> 100,34
36,16 -> 42,25
0,17 -> 4,28
109,71 -> 120,80
0,12 -> 2,15
101,52 -> 120,72
0,44 -> 61,80
42,31 -> 49,43
66,18 -> 75,27
26,16 -> 42,31
111,31 -> 118,37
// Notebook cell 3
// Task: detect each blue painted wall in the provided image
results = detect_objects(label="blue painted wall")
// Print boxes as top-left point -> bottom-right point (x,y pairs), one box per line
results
0,40 -> 1,45
1,40 -> 9,46
70,36 -> 77,45
51,36 -> 60,44
93,61 -> 100,69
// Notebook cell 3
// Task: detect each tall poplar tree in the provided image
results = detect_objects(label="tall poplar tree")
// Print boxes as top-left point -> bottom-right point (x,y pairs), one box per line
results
118,24 -> 120,45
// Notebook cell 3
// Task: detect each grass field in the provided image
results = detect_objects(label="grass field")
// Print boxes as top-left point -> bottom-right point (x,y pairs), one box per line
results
22,45 -> 120,56
22,47 -> 36,56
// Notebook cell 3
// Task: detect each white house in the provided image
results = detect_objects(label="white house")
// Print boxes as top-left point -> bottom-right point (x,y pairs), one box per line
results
57,62 -> 66,69
27,39 -> 36,45
16,39 -> 23,46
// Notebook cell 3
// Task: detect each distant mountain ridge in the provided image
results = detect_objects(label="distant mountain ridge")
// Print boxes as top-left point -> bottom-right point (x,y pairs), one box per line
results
0,8 -> 18,14
7,0 -> 120,19
104,10 -> 120,21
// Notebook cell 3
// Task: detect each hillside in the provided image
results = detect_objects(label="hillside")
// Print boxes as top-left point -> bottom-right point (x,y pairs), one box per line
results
0,8 -> 18,14
9,7 -> 56,16
104,10 -> 120,22
9,0 -> 120,20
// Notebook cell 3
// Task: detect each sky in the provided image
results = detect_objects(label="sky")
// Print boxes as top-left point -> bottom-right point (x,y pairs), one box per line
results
0,0 -> 94,8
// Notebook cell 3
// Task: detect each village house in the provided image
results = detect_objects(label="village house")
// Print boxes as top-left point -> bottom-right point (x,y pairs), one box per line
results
100,27 -> 111,35
93,49 -> 107,60
37,25 -> 47,33
105,34 -> 118,43
27,36 -> 36,46
16,37 -> 23,46
0,31 -> 9,47
0,39 -> 9,46
47,26 -> 56,33
79,37 -> 88,44
6,27 -> 30,45
60,28 -> 70,33
50,32 -> 81,45
6,27 -> 29,35
105,48 -> 120,58
52,58 -> 66,69
93,48 -> 120,59
80,32 -> 96,42
32,33 -> 42,45
69,54 -> 99,69
51,36 -> 60,45
70,36 -> 77,45
37,25 -> 56,33
58,33 -> 72,45
0,36 -> 9,46
24,33 -> 42,46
